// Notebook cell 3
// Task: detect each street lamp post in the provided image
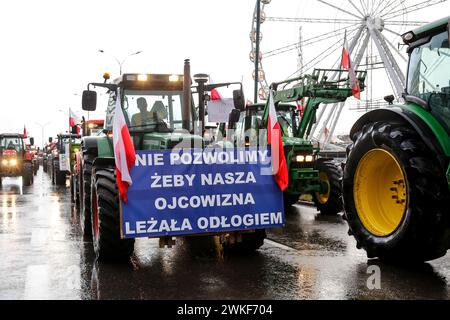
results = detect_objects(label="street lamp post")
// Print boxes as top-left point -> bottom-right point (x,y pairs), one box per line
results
98,50 -> 143,75
35,122 -> 51,149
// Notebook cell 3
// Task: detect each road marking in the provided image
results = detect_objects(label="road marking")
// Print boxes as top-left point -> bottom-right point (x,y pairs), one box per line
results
24,264 -> 51,300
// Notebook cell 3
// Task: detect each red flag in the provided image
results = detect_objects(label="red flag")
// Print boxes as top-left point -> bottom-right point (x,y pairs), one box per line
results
267,91 -> 289,191
341,30 -> 360,100
324,127 -> 329,138
113,91 -> 136,203
341,32 -> 351,70
23,125 -> 27,138
211,88 -> 222,101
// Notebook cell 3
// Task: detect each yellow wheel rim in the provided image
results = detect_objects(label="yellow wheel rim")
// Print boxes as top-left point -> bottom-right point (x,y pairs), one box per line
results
315,172 -> 330,204
354,148 -> 407,237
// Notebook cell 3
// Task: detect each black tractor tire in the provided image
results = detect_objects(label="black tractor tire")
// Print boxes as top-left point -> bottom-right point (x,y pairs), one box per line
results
22,162 -> 33,186
222,229 -> 266,253
91,166 -> 134,261
80,154 -> 95,238
54,163 -> 66,186
74,174 -> 81,209
312,159 -> 343,215
343,121 -> 450,262
43,160 -> 47,173
70,175 -> 75,203
283,193 -> 299,208
51,160 -> 57,185
33,162 -> 38,175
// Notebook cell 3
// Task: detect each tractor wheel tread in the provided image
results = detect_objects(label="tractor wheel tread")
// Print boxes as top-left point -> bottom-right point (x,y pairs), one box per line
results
92,165 -> 134,261
343,120 -> 450,262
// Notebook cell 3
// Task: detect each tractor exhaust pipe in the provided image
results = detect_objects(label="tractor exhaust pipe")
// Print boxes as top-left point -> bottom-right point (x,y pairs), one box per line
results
182,59 -> 192,132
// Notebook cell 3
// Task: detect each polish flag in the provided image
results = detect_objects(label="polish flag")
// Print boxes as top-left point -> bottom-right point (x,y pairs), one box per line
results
341,31 -> 361,100
23,125 -> 27,138
211,88 -> 223,101
267,90 -> 289,191
112,90 -> 136,203
69,108 -> 81,127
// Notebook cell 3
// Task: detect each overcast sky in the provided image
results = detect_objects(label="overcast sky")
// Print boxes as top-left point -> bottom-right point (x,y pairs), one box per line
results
0,0 -> 447,146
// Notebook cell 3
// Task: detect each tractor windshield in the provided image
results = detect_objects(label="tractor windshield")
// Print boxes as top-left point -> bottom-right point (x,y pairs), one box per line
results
123,90 -> 184,132
0,136 -> 23,152
407,30 -> 450,132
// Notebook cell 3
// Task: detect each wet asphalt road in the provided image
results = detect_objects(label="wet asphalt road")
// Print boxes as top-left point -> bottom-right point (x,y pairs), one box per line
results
0,168 -> 449,300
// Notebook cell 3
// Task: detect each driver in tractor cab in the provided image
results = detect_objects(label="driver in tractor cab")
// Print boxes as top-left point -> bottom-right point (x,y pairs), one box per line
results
131,97 -> 169,130
7,141 -> 17,151
131,97 -> 152,127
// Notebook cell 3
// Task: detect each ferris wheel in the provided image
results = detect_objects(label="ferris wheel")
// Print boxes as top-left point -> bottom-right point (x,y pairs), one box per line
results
250,0 -> 448,144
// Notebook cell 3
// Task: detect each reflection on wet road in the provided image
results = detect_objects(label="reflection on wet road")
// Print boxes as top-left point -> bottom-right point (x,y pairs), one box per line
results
0,170 -> 449,299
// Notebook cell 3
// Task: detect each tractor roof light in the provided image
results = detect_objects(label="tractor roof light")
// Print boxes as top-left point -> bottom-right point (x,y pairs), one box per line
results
88,123 -> 95,129
103,72 -> 111,82
169,75 -> 180,82
402,31 -> 415,44
137,74 -> 148,81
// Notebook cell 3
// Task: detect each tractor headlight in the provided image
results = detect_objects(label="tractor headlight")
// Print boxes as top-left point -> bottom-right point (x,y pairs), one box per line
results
2,159 -> 8,166
9,159 -> 17,166
73,148 -> 79,153
293,154 -> 315,163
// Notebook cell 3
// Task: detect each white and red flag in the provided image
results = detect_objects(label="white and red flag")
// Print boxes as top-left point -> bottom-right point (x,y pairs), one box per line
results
112,90 -> 136,203
341,31 -> 361,100
210,88 -> 223,101
267,90 -> 289,191
23,125 -> 27,138
207,86 -> 235,123
69,108 -> 81,127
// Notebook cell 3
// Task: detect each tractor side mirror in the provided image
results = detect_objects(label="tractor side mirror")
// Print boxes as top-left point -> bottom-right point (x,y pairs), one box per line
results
48,137 -> 53,143
82,90 -> 97,111
228,109 -> 241,129
29,137 -> 34,146
233,89 -> 245,111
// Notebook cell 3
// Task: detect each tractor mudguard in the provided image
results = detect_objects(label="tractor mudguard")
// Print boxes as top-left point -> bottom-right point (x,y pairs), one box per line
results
350,106 -> 450,169
92,157 -> 115,168
81,136 -> 99,156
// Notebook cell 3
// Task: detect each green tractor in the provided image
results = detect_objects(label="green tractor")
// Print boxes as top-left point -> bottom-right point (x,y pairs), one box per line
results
343,17 -> 450,262
221,68 -> 366,215
79,60 -> 266,261
48,133 -> 81,186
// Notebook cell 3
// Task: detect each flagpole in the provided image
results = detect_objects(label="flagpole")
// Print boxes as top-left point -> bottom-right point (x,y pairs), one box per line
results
254,0 -> 261,103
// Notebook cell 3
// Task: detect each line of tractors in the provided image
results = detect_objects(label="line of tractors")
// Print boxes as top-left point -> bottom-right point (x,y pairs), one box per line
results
35,18 -> 449,264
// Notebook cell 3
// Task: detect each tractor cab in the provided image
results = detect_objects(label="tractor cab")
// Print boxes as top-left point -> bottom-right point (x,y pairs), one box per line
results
403,16 -> 450,134
0,134 -> 24,155
83,69 -> 203,150
82,119 -> 104,137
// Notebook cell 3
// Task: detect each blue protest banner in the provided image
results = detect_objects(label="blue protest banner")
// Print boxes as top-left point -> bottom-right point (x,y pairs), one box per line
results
120,147 -> 285,238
